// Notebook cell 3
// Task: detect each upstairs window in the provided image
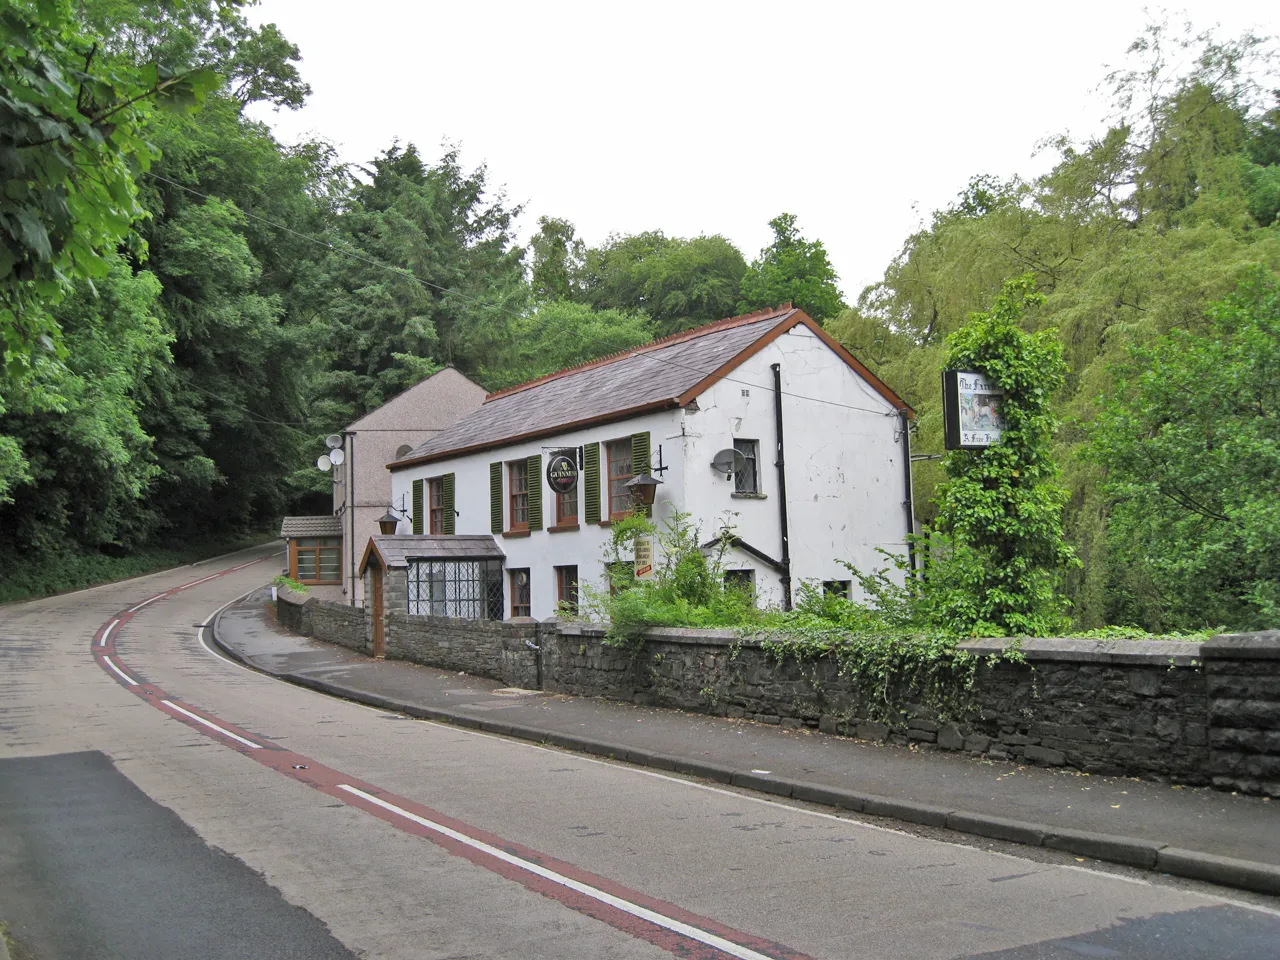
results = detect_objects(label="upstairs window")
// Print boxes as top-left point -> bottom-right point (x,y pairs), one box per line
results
508,460 -> 529,530
606,439 -> 633,519
428,478 -> 445,534
734,439 -> 759,494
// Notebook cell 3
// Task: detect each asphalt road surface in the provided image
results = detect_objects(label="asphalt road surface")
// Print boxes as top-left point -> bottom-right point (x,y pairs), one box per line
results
1,543 -> 1276,960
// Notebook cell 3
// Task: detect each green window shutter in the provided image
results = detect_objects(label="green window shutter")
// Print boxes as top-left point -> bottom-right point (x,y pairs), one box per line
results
526,454 -> 543,531
490,462 -> 503,533
411,479 -> 424,534
442,473 -> 455,535
631,432 -> 652,516
583,443 -> 601,525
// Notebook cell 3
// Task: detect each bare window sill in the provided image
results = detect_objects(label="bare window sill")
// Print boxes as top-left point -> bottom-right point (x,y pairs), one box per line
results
502,529 -> 531,539
548,523 -> 580,533
731,492 -> 767,500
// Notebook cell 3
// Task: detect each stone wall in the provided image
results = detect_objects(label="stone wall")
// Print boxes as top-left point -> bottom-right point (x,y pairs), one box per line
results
1204,633 -> 1280,795
275,586 -> 1278,795
275,585 -> 368,655
386,611 -> 539,689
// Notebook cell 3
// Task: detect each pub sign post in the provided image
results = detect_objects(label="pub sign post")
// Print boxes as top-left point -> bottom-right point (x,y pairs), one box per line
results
942,370 -> 1006,450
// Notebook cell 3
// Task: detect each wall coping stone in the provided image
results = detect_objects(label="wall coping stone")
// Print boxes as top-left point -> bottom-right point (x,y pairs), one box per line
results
1201,632 -> 1280,660
556,621 -> 751,646
277,585 -> 314,608
959,637 -> 1203,666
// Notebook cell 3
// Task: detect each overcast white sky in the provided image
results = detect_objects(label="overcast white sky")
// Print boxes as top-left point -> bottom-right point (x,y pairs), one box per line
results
245,1 -> 1274,299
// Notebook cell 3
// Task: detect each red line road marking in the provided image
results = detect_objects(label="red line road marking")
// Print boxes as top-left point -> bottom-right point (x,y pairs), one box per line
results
89,554 -> 816,960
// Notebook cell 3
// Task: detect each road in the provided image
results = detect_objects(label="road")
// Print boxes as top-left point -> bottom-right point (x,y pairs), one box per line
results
1,543 -> 1276,959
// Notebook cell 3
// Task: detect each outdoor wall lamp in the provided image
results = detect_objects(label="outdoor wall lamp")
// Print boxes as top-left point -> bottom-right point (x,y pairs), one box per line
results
624,473 -> 662,507
377,509 -> 401,535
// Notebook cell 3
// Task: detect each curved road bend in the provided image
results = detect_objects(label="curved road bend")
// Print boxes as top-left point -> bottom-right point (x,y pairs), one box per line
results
0,543 -> 1277,960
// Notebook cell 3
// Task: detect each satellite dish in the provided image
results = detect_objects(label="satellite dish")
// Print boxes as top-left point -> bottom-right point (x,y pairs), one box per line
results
316,454 -> 332,472
710,448 -> 746,479
328,448 -> 345,466
325,434 -> 343,450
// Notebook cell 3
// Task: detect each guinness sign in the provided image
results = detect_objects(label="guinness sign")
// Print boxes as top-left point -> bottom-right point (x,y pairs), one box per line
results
546,452 -> 578,493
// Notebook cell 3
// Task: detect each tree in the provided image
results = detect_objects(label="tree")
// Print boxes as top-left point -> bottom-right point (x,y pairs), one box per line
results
579,232 -> 746,335
738,213 -> 845,322
923,276 -> 1076,637
484,300 -> 653,390
1087,271 -> 1280,630
528,216 -> 584,301
307,143 -> 527,423
0,0 -> 217,379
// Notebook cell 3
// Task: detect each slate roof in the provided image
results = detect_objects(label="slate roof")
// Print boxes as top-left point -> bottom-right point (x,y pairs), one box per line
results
391,306 -> 800,468
280,515 -> 343,539
390,303 -> 912,470
358,534 -> 505,574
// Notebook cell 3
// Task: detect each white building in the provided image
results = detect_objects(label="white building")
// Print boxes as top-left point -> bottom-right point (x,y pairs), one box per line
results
386,304 -> 915,620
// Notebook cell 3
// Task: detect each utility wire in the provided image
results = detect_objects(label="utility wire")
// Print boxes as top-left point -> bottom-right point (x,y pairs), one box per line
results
144,171 -> 902,419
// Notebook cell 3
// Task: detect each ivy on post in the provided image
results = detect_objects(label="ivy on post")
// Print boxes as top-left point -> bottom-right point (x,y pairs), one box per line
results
926,274 -> 1078,637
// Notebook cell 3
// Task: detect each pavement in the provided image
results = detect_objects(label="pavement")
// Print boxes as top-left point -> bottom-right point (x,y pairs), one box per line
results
214,588 -> 1280,897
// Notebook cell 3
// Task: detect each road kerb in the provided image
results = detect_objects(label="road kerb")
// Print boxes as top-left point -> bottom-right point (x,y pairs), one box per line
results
208,614 -> 1280,898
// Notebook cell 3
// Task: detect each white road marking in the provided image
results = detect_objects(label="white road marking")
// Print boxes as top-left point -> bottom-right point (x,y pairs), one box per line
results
181,574 -> 220,589
102,657 -> 138,686
99,619 -> 119,647
161,699 -> 262,749
337,784 -> 779,960
128,595 -> 164,612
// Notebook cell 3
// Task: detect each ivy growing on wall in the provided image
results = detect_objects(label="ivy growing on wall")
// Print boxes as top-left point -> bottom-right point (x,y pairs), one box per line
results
923,274 -> 1079,637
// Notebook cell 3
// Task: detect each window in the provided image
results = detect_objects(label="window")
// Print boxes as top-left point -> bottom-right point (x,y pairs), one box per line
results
606,439 -> 633,519
822,580 -> 852,600
293,537 -> 341,584
407,559 -> 504,619
509,568 -> 531,617
428,478 -> 445,534
508,460 -> 529,530
555,565 -> 579,614
734,439 -> 759,494
724,569 -> 755,594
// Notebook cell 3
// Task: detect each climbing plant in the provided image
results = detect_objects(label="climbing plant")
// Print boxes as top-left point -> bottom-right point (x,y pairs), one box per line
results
925,274 -> 1078,636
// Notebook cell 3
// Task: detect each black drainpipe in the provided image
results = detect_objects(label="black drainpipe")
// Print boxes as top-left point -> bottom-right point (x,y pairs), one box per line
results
899,410 -> 916,575
771,363 -> 792,611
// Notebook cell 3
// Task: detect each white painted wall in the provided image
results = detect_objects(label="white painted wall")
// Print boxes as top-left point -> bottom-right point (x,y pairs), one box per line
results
680,324 -> 910,606
389,327 -> 912,619
390,409 -> 686,620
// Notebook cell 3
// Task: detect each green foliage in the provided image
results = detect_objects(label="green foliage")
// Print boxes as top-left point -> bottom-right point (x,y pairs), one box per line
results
579,231 -> 747,335
830,22 -> 1280,631
583,510 -> 760,646
926,276 -> 1077,636
272,573 -> 308,594
738,213 -> 845,322
484,299 -> 653,389
1086,270 -> 1280,629
528,216 -> 584,301
0,0 -> 217,380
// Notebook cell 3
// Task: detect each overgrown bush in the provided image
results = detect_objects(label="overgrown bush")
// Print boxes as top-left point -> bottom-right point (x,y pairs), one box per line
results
581,510 -> 760,645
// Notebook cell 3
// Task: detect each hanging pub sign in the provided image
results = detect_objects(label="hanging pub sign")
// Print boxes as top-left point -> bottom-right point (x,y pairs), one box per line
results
546,452 -> 579,493
943,370 -> 1006,450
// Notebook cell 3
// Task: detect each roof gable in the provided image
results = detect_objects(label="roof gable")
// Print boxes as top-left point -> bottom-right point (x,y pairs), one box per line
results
345,367 -> 487,432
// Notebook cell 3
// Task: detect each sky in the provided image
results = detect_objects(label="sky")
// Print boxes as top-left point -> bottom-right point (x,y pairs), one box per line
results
245,1 -> 1275,300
